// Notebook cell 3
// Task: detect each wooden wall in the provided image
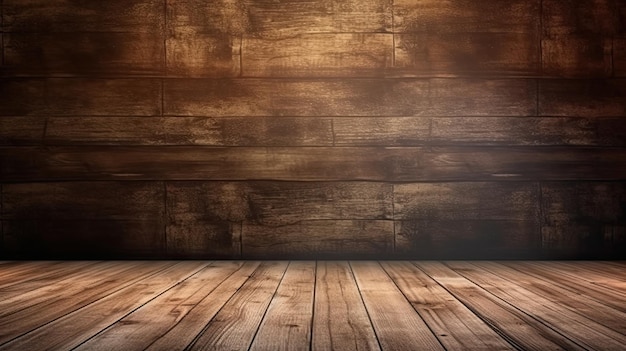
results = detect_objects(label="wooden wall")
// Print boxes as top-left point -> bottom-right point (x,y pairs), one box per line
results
1,0 -> 625,259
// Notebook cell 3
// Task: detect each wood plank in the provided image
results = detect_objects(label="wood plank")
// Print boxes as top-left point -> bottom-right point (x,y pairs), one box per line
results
44,117 -> 333,146
163,78 -> 536,117
394,182 -> 540,258
530,261 -> 626,297
242,34 -> 393,77
245,0 -> 392,35
541,182 -> 626,258
0,117 -> 45,145
542,37 -> 612,77
542,0 -> 618,37
0,262 -> 206,351
474,261 -> 626,336
394,32 -> 540,76
166,0 -> 242,77
539,79 -> 626,117
2,0 -> 164,32
334,116 -> 626,146
0,78 -> 161,116
242,220 -> 394,259
0,261 -> 175,346
5,146 -> 626,182
415,261 -> 585,351
0,261 -> 83,288
312,261 -> 380,351
249,261 -> 315,351
351,261 -> 444,351
381,261 -> 515,350
2,182 -> 165,258
615,38 -> 626,77
2,32 -> 164,76
143,261 -> 261,350
446,261 -> 626,350
188,261 -> 288,351
394,0 -> 539,34
74,261 -> 243,351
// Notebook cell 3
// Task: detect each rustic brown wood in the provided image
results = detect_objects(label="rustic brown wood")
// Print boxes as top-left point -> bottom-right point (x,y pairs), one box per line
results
542,0 -> 618,37
249,261 -> 315,351
2,0 -> 164,32
44,117 -> 333,146
530,261 -> 626,298
245,0 -> 392,35
242,34 -> 393,77
539,79 -> 626,116
0,79 -> 161,116
381,261 -> 516,351
542,37 -> 612,77
312,261 -> 380,351
351,261 -> 444,351
0,117 -> 45,145
163,78 -> 536,117
541,182 -> 626,258
615,38 -> 626,77
447,261 -> 626,350
74,261 -> 242,351
243,220 -> 394,258
187,261 -> 288,351
394,182 -> 540,258
5,146 -> 626,182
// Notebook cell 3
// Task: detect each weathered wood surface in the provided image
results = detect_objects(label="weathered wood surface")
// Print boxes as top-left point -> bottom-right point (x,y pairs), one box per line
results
1,261 -> 625,350
541,37 -> 612,77
0,117 -> 45,145
539,79 -> 626,116
616,38 -> 626,77
3,146 -> 626,182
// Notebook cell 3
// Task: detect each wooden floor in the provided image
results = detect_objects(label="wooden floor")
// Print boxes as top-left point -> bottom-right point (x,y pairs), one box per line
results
0,261 -> 624,351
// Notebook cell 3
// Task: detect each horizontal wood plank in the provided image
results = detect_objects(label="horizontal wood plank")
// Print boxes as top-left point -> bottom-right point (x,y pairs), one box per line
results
242,220 -> 394,259
2,0 -> 164,32
242,34 -> 393,77
615,38 -> 626,77
44,117 -> 333,146
539,79 -> 626,116
394,182 -> 540,257
0,117 -> 45,145
542,37 -> 612,77
3,32 -> 164,76
542,0 -> 618,37
3,146 -> 626,182
541,182 -> 626,258
163,78 -> 537,117
394,32 -> 540,76
0,79 -> 162,116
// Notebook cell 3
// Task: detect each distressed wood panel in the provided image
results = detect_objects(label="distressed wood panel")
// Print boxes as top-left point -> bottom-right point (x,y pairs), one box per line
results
245,0 -> 392,35
542,37 -> 612,77
0,79 -> 161,116
0,117 -> 45,145
394,32 -> 539,77
2,0 -> 164,32
542,0 -> 618,37
242,34 -> 393,77
164,78 -> 536,116
166,0 -> 243,77
3,146 -> 626,182
539,79 -> 626,116
394,182 -> 540,258
242,220 -> 394,258
394,0 -> 539,34
541,182 -> 626,258
1,182 -> 165,258
334,117 -> 626,146
44,117 -> 333,146
3,32 -> 164,76
615,38 -> 626,77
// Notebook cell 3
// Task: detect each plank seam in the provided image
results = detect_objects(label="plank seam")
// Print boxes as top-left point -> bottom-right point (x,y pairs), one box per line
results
347,261 -> 384,351
163,181 -> 168,256
308,261 -> 317,351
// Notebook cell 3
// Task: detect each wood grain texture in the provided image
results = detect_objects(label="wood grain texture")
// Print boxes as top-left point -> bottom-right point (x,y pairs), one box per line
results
0,79 -> 162,116
3,32 -> 165,76
2,0 -> 164,32
242,34 -> 393,77
394,182 -> 540,258
242,220 -> 394,259
539,79 -> 626,116
163,78 -> 536,117
312,261 -> 380,351
0,117 -> 45,145
542,37 -> 612,77
615,38 -> 626,77
44,117 -> 333,146
541,182 -> 626,258
542,0 -> 618,37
